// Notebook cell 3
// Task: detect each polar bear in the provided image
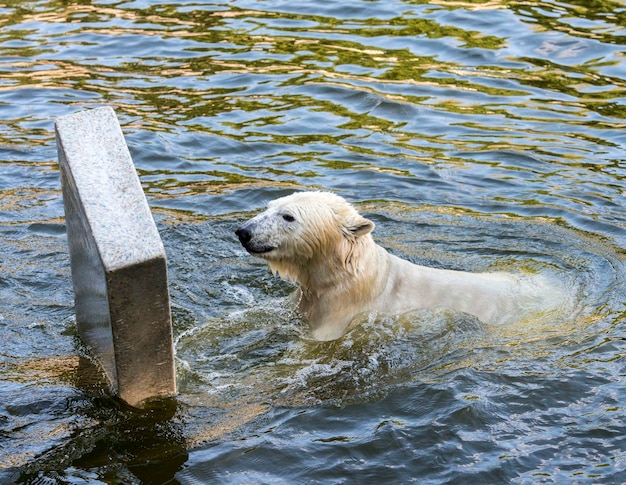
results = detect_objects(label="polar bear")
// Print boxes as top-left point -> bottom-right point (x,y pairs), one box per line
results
235,191 -> 562,341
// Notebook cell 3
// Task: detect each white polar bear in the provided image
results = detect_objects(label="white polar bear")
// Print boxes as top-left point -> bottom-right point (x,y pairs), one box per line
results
235,191 -> 563,341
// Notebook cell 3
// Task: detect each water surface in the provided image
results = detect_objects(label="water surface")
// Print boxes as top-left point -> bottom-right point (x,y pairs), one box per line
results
1,0 -> 625,483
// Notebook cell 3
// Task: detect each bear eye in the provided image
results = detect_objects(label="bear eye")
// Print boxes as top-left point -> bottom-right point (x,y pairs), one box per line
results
282,214 -> 295,222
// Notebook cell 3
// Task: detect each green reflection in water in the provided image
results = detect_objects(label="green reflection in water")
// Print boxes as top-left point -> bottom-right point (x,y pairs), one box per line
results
0,0 -> 623,218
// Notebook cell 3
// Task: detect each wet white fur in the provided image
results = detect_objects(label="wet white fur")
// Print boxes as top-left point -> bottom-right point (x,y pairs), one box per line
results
237,191 -> 562,341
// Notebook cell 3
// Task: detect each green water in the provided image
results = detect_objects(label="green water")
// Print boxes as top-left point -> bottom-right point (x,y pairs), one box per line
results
1,0 -> 625,483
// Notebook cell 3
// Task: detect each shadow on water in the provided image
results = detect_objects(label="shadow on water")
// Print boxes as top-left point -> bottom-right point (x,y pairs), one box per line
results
2,355 -> 187,484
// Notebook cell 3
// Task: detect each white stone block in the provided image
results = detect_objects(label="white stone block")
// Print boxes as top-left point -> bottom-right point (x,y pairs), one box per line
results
56,106 -> 176,407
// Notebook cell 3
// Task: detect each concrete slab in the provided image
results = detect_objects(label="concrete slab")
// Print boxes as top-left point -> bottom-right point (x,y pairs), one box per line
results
56,106 -> 176,407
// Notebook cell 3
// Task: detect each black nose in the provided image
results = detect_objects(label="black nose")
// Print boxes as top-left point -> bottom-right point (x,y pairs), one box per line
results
235,226 -> 251,245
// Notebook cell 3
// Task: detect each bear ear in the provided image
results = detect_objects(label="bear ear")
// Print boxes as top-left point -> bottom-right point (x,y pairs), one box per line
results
346,216 -> 374,238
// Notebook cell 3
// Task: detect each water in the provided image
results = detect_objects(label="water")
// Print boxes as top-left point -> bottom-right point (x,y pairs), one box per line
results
1,0 -> 626,483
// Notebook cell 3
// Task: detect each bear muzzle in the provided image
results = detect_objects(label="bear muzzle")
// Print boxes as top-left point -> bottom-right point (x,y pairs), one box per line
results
235,225 -> 276,255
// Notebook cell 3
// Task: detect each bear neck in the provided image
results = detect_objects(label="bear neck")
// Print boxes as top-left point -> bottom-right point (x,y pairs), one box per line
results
294,236 -> 390,322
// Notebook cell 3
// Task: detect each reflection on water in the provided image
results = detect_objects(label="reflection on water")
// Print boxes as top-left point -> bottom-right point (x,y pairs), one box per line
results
1,0 -> 626,482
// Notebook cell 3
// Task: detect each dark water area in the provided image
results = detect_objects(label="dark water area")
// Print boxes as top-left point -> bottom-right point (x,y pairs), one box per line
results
1,0 -> 626,483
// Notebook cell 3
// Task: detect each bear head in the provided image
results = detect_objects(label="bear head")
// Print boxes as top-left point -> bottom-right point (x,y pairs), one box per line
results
235,191 -> 375,283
